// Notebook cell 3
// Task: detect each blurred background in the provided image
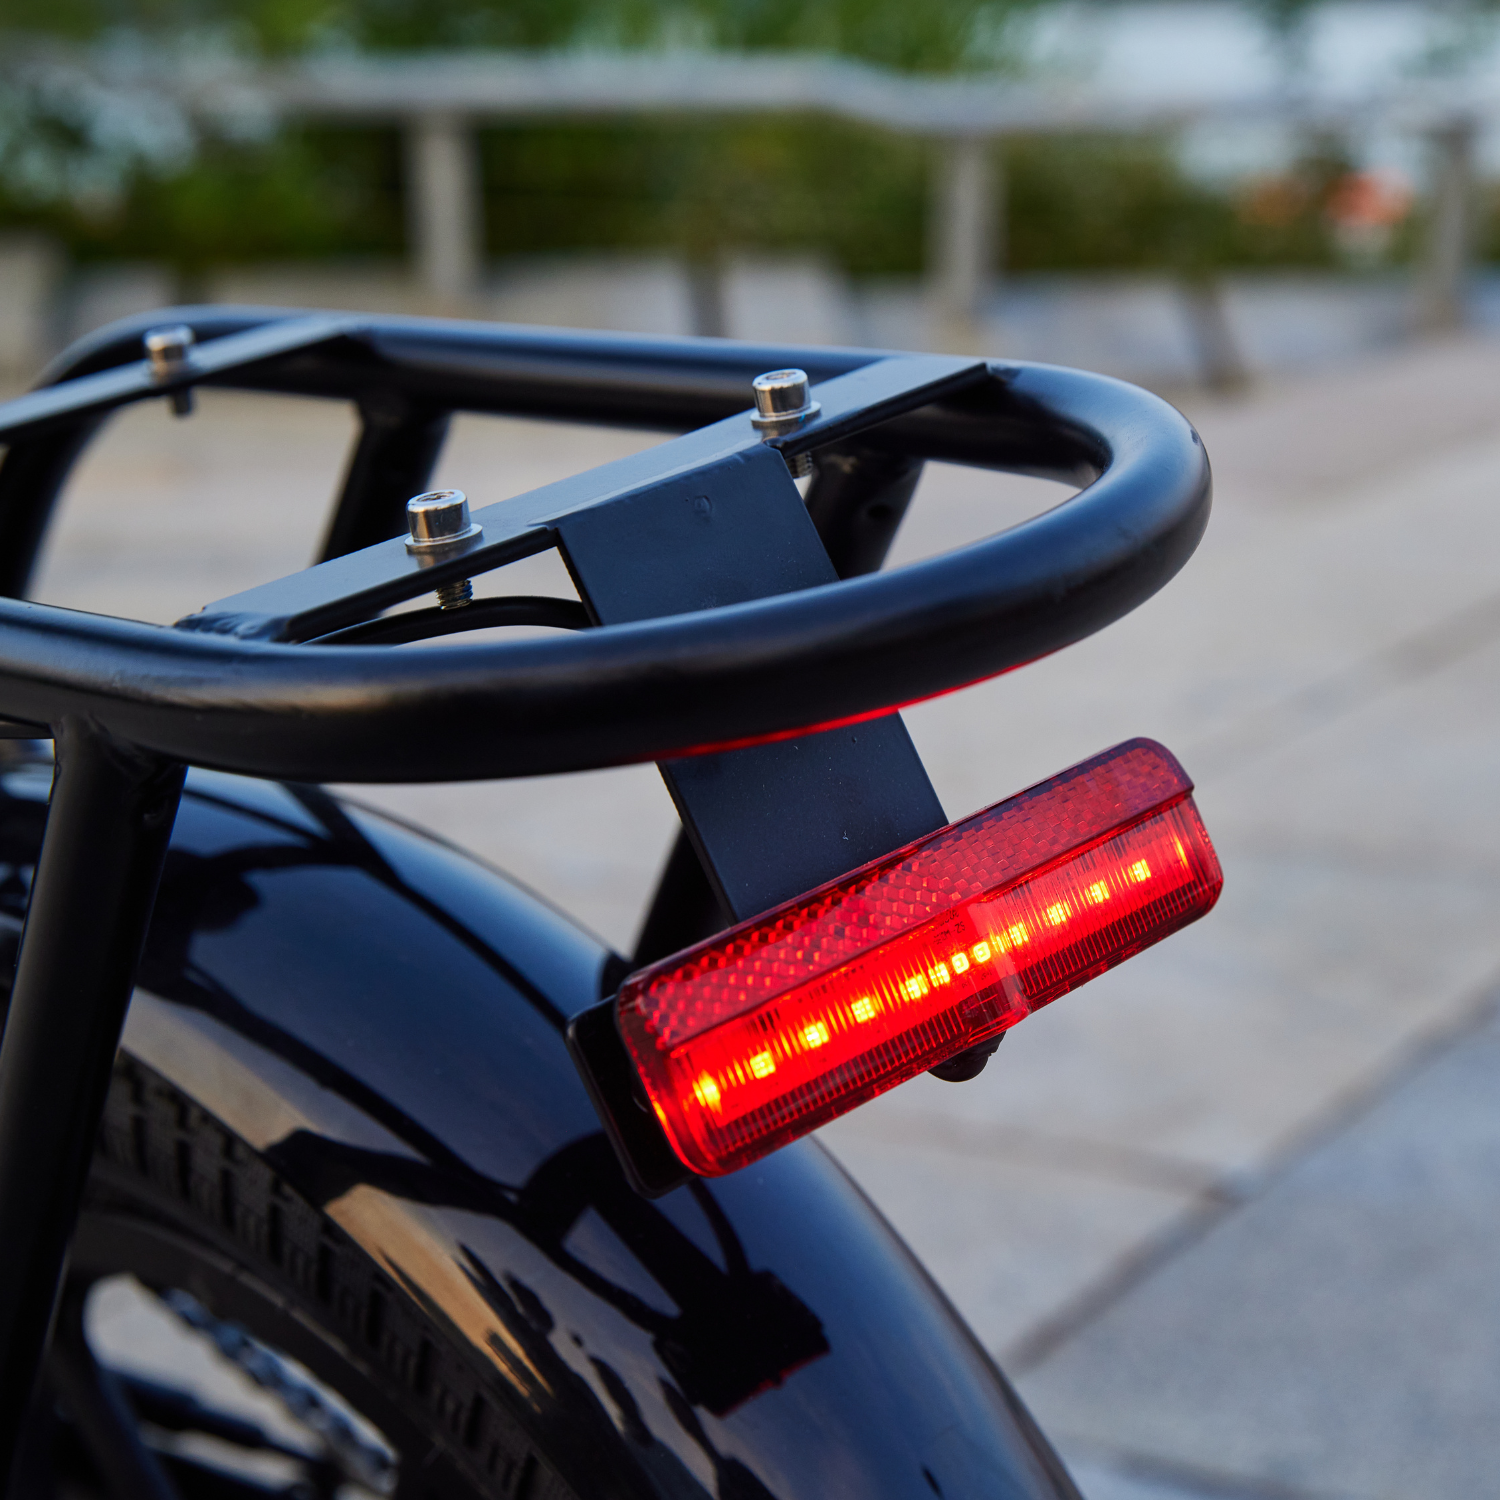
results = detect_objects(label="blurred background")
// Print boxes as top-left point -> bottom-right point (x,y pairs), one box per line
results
8,4 -> 1500,1500
7,0 -> 1500,378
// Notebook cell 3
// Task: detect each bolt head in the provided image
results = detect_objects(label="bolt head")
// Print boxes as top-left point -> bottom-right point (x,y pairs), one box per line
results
144,324 -> 195,379
406,489 -> 476,546
752,369 -> 813,419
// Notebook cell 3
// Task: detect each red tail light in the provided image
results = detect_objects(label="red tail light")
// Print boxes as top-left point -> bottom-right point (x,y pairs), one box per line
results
617,739 -> 1222,1178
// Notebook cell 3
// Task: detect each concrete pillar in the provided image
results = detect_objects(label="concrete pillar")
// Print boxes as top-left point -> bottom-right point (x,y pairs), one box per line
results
0,234 -> 64,374
1179,276 -> 1247,393
1419,120 -> 1476,334
929,136 -> 1000,340
405,113 -> 483,308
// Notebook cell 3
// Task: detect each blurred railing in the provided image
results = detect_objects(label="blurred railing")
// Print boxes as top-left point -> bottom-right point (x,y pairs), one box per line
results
251,50 -> 1495,337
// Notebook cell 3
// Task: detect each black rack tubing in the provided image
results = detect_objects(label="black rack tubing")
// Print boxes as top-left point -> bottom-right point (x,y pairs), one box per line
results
0,724 -> 184,1474
0,355 -> 1209,783
22,309 -> 1103,483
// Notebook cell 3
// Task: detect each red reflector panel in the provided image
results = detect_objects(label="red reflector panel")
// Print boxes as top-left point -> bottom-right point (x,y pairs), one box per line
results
618,739 -> 1223,1177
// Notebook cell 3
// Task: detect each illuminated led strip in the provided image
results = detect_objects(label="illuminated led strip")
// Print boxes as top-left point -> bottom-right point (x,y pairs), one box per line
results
618,739 -> 1223,1177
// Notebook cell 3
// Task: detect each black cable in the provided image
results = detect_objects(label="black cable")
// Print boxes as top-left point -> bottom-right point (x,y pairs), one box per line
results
309,595 -> 590,646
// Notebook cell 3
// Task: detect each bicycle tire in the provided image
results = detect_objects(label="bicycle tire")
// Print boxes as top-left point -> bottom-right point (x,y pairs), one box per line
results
70,1051 -> 640,1500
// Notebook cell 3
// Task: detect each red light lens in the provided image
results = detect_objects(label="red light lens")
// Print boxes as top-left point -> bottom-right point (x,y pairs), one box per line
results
618,739 -> 1223,1177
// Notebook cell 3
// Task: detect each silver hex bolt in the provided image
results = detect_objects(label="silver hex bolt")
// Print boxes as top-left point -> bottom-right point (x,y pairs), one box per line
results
144,324 -> 196,417
405,489 -> 483,610
751,369 -> 820,479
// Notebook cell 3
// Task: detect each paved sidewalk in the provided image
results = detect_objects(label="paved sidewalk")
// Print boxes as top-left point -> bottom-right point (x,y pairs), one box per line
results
828,335 -> 1500,1499
34,333 -> 1500,1499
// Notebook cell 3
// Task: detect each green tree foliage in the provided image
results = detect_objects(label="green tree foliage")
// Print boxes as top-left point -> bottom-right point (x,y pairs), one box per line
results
2,0 -> 1025,69
0,0 -> 1374,276
332,0 -> 1001,72
1004,133 -> 1359,274
6,128 -> 403,268
3,117 -> 1366,277
478,118 -> 928,273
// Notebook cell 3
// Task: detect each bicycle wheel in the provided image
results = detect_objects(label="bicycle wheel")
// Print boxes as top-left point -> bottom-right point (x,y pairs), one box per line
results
52,1052 -> 642,1500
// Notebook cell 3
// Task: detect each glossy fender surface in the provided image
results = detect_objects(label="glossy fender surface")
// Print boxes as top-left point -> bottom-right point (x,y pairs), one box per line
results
0,763 -> 1075,1500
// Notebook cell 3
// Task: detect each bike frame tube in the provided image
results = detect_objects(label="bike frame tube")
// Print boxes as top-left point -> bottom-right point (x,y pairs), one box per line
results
0,723 -> 184,1476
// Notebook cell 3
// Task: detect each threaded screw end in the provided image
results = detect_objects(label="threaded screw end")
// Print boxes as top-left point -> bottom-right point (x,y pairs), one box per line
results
435,578 -> 473,611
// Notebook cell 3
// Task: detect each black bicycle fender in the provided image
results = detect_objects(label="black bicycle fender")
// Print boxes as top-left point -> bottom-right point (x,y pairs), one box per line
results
29,764 -> 1079,1500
